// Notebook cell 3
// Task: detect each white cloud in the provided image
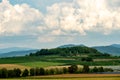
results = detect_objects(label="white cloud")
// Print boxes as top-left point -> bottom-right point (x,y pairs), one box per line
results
0,0 -> 43,36
0,0 -> 120,43
44,0 -> 120,35
37,36 -> 55,43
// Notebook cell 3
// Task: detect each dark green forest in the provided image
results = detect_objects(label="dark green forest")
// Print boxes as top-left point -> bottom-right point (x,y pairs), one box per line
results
29,46 -> 110,57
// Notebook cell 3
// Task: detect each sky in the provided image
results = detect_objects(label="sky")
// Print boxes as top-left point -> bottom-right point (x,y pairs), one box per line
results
0,0 -> 120,49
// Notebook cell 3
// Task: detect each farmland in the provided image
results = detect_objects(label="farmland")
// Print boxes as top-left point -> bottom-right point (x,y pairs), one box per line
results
0,55 -> 120,70
0,46 -> 120,70
0,46 -> 119,79
0,55 -> 119,69
1,74 -> 120,80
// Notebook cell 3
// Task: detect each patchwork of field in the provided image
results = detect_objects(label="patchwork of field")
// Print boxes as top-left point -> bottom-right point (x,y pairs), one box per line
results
0,62 -> 65,70
0,55 -> 119,70
0,56 -> 119,80
1,74 -> 120,80
0,56 -> 120,68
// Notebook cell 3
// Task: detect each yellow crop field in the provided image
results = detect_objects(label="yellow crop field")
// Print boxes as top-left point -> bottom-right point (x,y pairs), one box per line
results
1,74 -> 119,80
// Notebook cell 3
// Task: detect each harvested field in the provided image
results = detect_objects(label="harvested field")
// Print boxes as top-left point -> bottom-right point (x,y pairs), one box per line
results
32,74 -> 120,78
0,74 -> 120,80
14,74 -> 120,80
0,64 -> 30,70
1,78 -> 120,80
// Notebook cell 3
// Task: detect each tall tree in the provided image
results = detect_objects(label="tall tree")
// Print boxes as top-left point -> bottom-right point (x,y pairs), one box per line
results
82,65 -> 90,73
22,69 -> 29,77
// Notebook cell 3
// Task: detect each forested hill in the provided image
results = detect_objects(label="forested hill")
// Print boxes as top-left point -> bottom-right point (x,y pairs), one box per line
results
29,46 -> 103,56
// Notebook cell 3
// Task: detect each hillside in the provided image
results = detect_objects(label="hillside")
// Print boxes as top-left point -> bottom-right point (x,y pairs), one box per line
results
58,44 -> 120,56
0,47 -> 39,58
111,44 -> 120,48
93,46 -> 120,56
0,47 -> 33,54
58,44 -> 85,48
30,46 -> 103,56
0,49 -> 38,58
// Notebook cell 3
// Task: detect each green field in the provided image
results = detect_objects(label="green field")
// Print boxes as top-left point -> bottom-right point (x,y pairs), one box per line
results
0,55 -> 120,69
0,74 -> 120,80
18,61 -> 65,68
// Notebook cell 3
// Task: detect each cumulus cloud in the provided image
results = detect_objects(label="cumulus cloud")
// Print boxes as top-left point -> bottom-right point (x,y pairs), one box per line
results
0,0 -> 120,42
44,0 -> 120,35
0,0 -> 43,35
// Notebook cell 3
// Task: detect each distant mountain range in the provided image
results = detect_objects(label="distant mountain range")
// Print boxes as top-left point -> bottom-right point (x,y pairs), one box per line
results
58,44 -> 85,48
110,44 -> 120,48
0,44 -> 120,58
0,47 -> 39,58
0,47 -> 32,53
0,50 -> 38,58
93,44 -> 120,56
58,44 -> 120,56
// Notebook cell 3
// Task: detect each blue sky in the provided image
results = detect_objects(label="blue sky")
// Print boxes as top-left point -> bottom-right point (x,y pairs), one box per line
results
0,0 -> 120,48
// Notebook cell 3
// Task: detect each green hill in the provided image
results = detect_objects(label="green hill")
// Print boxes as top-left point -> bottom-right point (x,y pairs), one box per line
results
29,46 -> 102,56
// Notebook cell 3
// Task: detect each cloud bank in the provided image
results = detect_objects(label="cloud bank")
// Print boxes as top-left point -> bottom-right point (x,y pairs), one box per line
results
0,0 -> 120,42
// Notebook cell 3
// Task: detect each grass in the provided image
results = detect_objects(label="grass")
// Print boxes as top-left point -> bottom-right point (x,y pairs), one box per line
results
18,61 -> 65,68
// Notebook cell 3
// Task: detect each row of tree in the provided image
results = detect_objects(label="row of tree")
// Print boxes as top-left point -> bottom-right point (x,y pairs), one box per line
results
0,68 -> 21,78
0,65 -> 113,78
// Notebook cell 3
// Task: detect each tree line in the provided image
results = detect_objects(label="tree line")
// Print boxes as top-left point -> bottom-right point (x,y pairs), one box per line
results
0,65 -> 113,78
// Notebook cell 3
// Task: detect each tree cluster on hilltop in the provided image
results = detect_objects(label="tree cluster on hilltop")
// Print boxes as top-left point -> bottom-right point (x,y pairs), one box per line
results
29,46 -> 102,56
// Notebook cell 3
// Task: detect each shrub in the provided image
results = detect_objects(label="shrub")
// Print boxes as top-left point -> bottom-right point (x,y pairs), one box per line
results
82,65 -> 90,73
30,68 -> 35,76
104,68 -> 113,72
14,68 -> 21,77
39,68 -> 45,75
7,70 -> 15,78
63,67 -> 68,74
45,69 -> 50,75
98,67 -> 104,72
81,57 -> 93,62
68,65 -> 78,73
92,67 -> 98,72
1,68 -> 8,78
49,68 -> 55,75
35,68 -> 40,76
22,69 -> 29,77
0,70 -> 2,78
